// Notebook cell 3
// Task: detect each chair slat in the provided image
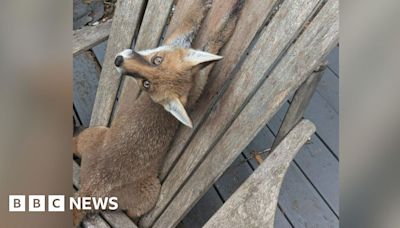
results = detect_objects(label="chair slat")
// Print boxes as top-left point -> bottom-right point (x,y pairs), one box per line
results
203,119 -> 315,228
73,20 -> 112,56
90,0 -> 146,127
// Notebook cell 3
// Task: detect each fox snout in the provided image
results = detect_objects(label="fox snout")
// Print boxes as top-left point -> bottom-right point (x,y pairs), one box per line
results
115,49 -> 134,66
115,55 -> 124,67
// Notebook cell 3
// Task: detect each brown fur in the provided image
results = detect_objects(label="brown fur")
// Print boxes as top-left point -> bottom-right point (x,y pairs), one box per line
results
73,0 -> 243,226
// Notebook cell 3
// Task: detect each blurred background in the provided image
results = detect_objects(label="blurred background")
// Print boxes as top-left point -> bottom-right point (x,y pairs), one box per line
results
0,0 -> 399,227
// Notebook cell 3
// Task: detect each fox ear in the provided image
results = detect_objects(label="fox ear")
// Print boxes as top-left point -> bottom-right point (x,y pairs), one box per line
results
184,49 -> 223,66
163,97 -> 193,128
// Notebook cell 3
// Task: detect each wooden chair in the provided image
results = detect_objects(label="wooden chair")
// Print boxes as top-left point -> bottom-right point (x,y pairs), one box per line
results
73,0 -> 338,227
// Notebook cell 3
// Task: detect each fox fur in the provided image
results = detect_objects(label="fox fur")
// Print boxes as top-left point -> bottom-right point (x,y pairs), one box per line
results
73,0 -> 243,226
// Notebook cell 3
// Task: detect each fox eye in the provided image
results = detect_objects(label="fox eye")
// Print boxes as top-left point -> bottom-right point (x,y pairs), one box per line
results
152,56 -> 163,65
143,80 -> 151,89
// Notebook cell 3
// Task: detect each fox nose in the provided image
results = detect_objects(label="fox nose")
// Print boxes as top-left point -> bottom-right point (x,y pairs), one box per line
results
115,55 -> 124,67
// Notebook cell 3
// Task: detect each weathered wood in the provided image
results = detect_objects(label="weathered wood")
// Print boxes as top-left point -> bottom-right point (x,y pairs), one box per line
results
73,52 -> 101,126
73,20 -> 112,56
90,0 -> 146,126
73,160 -> 138,228
83,214 -> 110,228
268,102 -> 339,214
160,0 -> 281,180
102,211 -> 138,228
272,64 -> 326,148
135,0 -> 175,49
141,0 -> 326,226
148,0 -> 338,226
116,0 -> 176,120
203,120 -> 315,228
180,187 -> 223,228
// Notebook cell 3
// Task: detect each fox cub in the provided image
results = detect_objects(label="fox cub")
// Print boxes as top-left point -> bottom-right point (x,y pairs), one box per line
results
73,0 -> 243,226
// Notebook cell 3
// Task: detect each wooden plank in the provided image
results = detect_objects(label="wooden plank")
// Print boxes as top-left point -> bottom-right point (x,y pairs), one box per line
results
161,0 -> 281,179
83,214 -> 110,228
203,120 -> 315,228
269,101 -> 339,214
102,211 -> 138,228
92,41 -> 108,67
316,67 -> 339,113
73,160 -> 138,228
73,20 -> 112,56
73,52 -> 101,126
135,0 -> 175,49
90,0 -> 146,126
142,0 -> 326,226
180,187 -> 223,228
116,0 -> 175,124
327,45 -> 339,76
275,209 -> 293,228
272,65 -> 325,149
278,164 -> 338,227
304,90 -> 339,156
149,1 -> 338,227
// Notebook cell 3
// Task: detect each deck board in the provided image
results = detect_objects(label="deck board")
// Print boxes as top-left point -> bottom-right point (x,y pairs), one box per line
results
316,68 -> 339,113
269,102 -> 339,214
327,45 -> 339,76
180,187 -> 224,228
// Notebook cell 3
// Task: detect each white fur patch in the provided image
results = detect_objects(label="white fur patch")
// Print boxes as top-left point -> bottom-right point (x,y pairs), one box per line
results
117,49 -> 134,58
138,46 -> 172,56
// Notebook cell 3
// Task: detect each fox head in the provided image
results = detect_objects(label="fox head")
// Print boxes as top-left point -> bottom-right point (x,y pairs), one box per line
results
114,46 -> 222,128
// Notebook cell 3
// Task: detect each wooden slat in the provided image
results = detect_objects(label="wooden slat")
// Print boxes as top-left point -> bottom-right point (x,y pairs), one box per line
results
73,20 -> 112,56
272,65 -> 325,148
270,99 -> 339,213
203,120 -> 315,228
73,160 -> 138,228
83,214 -> 110,228
102,211 -> 138,228
141,0 -> 326,226
161,0 -> 281,179
135,0 -> 175,49
73,52 -> 101,126
90,0 -> 146,126
149,0 -> 338,227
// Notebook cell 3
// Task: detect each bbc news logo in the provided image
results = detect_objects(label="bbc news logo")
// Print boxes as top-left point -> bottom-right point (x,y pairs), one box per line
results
9,195 -> 118,212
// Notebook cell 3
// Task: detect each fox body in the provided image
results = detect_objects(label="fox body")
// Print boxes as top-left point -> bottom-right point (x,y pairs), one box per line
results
73,0 -> 242,226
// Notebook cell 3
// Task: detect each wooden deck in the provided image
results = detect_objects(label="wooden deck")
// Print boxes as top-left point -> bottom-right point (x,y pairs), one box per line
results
74,40 -> 339,227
